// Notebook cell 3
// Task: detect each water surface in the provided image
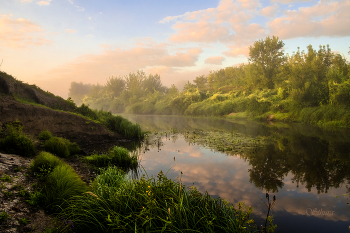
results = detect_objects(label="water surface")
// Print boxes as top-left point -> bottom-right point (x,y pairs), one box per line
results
122,115 -> 350,233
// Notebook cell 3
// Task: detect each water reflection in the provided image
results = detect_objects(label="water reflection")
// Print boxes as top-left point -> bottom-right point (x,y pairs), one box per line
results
121,115 -> 350,233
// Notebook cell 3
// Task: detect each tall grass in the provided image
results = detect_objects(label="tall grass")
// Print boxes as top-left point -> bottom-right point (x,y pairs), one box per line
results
43,136 -> 81,157
41,164 -> 89,212
60,167 -> 257,233
84,146 -> 138,169
0,123 -> 36,157
31,151 -> 65,176
74,104 -> 143,139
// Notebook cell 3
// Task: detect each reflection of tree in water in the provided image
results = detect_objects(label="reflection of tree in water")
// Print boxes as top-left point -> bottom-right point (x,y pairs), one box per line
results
243,144 -> 289,192
243,135 -> 350,194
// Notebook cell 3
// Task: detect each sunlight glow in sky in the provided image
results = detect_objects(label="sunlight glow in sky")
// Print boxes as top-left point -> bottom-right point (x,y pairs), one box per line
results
1,0 -> 349,97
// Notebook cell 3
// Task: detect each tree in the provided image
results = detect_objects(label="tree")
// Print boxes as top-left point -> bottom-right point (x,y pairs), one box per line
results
248,36 -> 285,89
193,75 -> 207,90
105,76 -> 125,98
68,82 -> 92,106
183,80 -> 196,91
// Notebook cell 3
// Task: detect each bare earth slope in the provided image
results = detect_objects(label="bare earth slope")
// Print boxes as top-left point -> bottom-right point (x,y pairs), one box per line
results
0,71 -> 123,153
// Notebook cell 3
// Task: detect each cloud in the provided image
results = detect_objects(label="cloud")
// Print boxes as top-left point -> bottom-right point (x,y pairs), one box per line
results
223,46 -> 250,57
271,0 -> 312,3
0,14 -> 52,48
162,0 -> 266,56
37,43 -> 204,97
204,56 -> 225,65
260,5 -> 279,17
36,0 -> 52,6
20,0 -> 32,2
68,0 -> 73,4
65,29 -> 76,33
85,34 -> 94,37
267,0 -> 350,39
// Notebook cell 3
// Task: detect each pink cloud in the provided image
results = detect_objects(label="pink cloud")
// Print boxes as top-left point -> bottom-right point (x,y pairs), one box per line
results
36,0 -> 52,6
223,46 -> 250,57
0,14 -> 52,48
267,0 -> 350,39
260,5 -> 279,17
65,29 -> 77,33
169,21 -> 230,43
204,56 -> 225,65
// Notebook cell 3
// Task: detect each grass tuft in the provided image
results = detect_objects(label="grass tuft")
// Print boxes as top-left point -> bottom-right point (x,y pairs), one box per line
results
41,164 -> 89,212
60,168 -> 257,233
43,137 -> 81,158
84,146 -> 138,169
0,123 -> 36,157
31,151 -> 65,178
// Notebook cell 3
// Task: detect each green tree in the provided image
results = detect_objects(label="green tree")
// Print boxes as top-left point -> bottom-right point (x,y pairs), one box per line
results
248,36 -> 285,89
105,76 -> 125,98
193,75 -> 207,91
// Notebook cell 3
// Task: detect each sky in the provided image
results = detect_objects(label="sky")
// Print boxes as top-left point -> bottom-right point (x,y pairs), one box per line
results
1,0 -> 350,98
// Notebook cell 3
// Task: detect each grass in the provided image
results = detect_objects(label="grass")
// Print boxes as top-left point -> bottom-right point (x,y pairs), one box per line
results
0,123 -> 36,157
43,137 -> 70,158
0,174 -> 13,183
59,167 -> 257,233
31,151 -> 65,178
84,146 -> 138,169
41,164 -> 89,212
75,104 -> 144,139
38,130 -> 53,140
19,217 -> 31,225
0,211 -> 10,222
43,137 -> 81,158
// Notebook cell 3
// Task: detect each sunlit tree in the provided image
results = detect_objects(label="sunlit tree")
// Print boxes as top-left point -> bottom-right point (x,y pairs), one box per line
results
248,35 -> 285,89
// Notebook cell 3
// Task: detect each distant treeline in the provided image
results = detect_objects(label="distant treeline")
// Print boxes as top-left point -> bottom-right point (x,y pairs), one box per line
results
68,36 -> 350,127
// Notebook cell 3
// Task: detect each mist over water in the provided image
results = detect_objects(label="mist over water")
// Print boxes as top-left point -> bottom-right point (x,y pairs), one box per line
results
121,115 -> 350,233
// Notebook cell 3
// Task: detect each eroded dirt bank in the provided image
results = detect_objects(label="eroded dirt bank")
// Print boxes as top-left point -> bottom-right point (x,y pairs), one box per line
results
0,96 -> 123,154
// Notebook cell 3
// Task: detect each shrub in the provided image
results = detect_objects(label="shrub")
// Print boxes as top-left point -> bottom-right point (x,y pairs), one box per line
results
43,137 -> 70,158
41,164 -> 89,212
31,152 -> 65,177
84,146 -> 138,169
37,130 -> 53,140
0,123 -> 36,157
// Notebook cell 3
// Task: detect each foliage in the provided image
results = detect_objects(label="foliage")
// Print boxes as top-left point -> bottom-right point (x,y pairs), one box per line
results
41,164 -> 89,212
60,167 -> 257,233
74,104 -> 143,139
0,174 -> 13,183
0,123 -> 36,157
84,146 -> 138,169
38,130 -> 53,140
19,217 -> 31,225
248,35 -> 285,89
0,211 -> 10,222
31,151 -> 65,177
66,37 -> 350,128
43,137 -> 70,158
43,137 -> 81,158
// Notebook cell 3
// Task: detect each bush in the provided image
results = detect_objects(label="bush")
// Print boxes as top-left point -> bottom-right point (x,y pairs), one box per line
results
43,137 -> 70,158
31,152 -> 65,177
37,130 -> 53,140
0,123 -> 36,157
43,137 -> 81,157
60,168 -> 257,233
85,146 -> 138,169
41,164 -> 88,212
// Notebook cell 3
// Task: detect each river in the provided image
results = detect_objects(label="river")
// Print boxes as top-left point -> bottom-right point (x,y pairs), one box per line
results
121,115 -> 350,233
